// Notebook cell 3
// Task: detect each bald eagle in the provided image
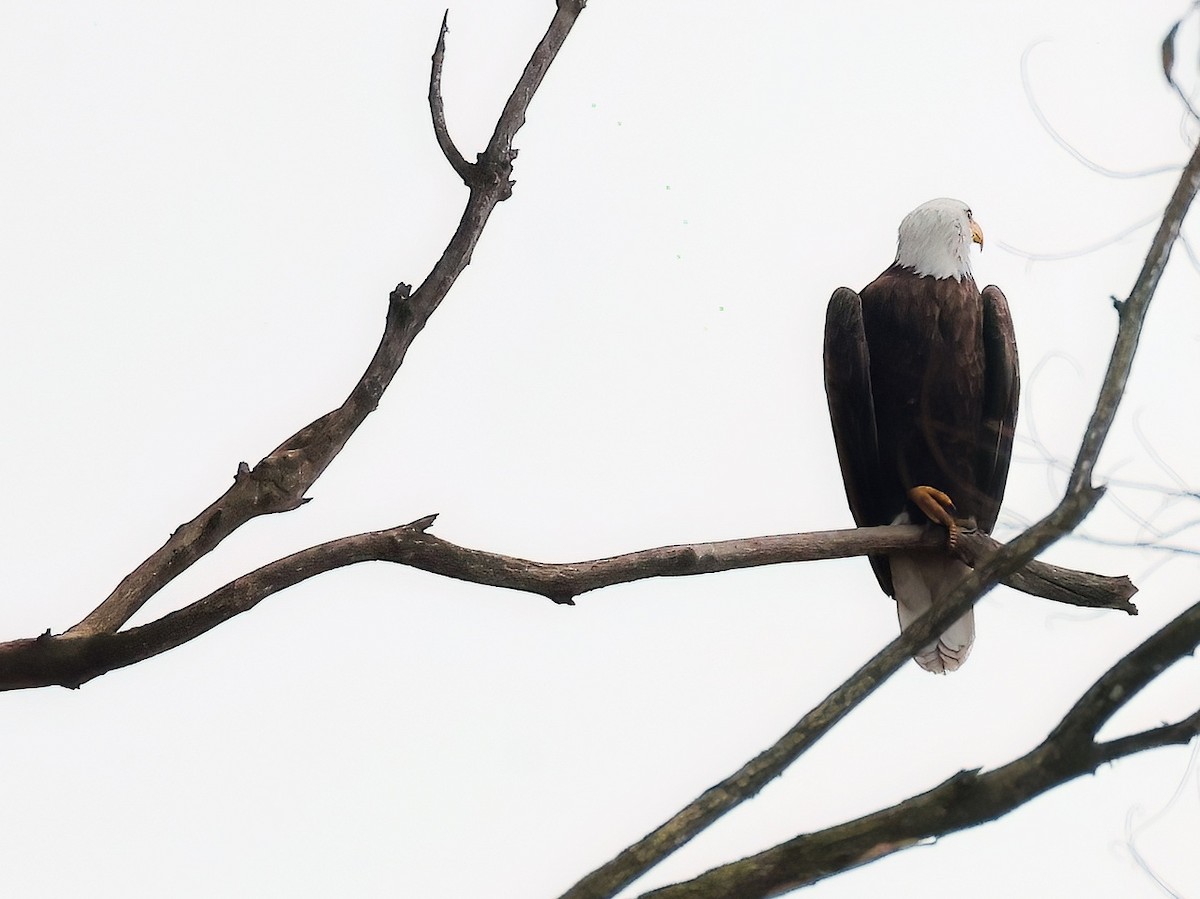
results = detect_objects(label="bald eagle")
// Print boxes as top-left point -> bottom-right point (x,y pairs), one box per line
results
823,198 -> 1019,673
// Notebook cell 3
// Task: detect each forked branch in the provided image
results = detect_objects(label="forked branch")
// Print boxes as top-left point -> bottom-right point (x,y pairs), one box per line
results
639,601 -> 1200,899
62,2 -> 587,639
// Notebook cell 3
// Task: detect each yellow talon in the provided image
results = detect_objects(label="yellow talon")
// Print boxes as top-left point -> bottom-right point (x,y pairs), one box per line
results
907,486 -> 959,550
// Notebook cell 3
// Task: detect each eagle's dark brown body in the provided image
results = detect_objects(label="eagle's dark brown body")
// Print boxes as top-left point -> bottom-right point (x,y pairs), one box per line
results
824,264 -> 1019,599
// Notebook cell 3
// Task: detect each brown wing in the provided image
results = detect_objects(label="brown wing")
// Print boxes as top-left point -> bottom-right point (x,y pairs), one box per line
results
823,287 -> 894,596
974,284 -> 1020,533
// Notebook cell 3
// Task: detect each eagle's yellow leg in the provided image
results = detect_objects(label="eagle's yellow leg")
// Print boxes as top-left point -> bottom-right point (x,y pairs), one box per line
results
907,485 -> 959,551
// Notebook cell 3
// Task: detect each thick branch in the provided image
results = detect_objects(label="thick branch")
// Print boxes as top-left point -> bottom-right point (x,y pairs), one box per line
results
65,3 -> 586,638
638,601 -> 1200,899
0,520 -> 1134,692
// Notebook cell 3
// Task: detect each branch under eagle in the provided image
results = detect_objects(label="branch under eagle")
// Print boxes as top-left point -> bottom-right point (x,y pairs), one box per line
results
0,517 -> 1135,691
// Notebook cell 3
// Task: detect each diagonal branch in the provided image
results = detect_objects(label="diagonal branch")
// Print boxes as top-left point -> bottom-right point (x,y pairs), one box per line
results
1068,137 -> 1200,492
558,136 -> 1200,899
0,519 -> 1135,692
637,601 -> 1200,899
64,2 -> 587,639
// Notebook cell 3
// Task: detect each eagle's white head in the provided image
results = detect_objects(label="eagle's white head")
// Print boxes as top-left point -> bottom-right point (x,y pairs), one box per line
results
894,197 -> 984,281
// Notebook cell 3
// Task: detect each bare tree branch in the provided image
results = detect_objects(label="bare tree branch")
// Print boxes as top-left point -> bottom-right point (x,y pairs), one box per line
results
1070,137 -> 1200,492
954,529 -> 1135,611
0,520 -> 1135,692
636,601 -> 1200,899
428,11 -> 473,183
558,134 -> 1200,899
63,2 -> 587,639
1162,17 -> 1200,123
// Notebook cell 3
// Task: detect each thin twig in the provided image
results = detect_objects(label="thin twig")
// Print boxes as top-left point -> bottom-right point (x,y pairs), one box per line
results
998,211 -> 1160,262
1022,40 -> 1180,180
1071,534 -> 1200,557
428,11 -> 473,183
1070,139 -> 1200,492
1163,19 -> 1200,124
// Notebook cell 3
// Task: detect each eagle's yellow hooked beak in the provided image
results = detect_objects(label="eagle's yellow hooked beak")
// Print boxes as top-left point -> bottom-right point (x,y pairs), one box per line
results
970,219 -> 985,250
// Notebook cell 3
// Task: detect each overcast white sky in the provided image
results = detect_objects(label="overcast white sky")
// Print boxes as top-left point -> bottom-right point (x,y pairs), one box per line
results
1,1 -> 1198,897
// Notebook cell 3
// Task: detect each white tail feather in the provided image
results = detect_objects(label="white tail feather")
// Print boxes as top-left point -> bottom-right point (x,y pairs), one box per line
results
890,551 -> 975,674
